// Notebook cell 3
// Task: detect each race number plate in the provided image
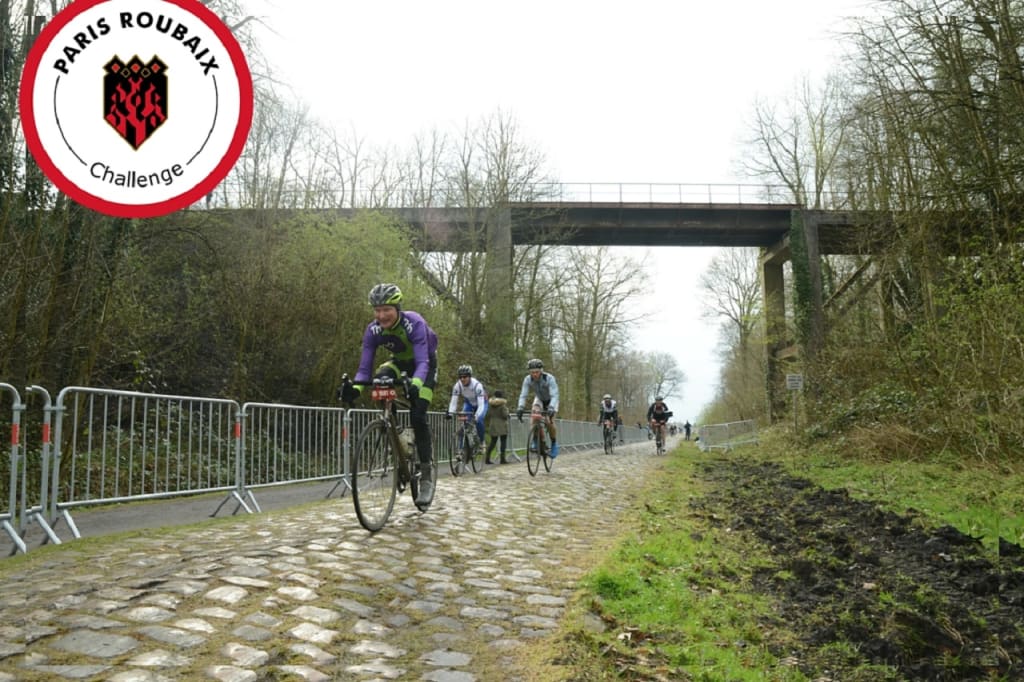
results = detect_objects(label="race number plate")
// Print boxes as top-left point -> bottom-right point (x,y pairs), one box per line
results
372,387 -> 397,401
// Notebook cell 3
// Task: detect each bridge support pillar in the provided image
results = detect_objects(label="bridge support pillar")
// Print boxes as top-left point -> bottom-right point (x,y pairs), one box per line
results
761,240 -> 789,423
484,208 -> 514,356
797,211 -> 825,359
761,210 -> 826,424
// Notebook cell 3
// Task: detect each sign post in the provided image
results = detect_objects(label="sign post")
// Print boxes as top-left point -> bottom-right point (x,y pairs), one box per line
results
786,373 -> 804,430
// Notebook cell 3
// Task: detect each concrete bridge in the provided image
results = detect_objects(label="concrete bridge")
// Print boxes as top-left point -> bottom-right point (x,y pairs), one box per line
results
388,201 -> 868,421
202,188 -> 869,421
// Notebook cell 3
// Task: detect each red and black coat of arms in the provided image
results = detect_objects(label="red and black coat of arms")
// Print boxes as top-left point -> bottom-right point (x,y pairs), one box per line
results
103,55 -> 168,149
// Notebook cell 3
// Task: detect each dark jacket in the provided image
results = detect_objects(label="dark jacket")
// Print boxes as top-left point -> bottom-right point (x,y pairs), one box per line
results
484,397 -> 509,436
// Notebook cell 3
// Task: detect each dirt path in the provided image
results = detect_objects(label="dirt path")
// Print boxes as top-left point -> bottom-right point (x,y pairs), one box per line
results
696,457 -> 1024,681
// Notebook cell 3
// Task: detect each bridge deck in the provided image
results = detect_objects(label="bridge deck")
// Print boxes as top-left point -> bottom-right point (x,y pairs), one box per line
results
203,204 -> 869,254
406,203 -> 868,253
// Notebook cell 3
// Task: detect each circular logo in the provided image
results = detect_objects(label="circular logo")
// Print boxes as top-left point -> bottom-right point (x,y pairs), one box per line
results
20,0 -> 253,218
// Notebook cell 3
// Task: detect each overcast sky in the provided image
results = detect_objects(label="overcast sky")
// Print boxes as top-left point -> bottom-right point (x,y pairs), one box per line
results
243,0 -> 868,421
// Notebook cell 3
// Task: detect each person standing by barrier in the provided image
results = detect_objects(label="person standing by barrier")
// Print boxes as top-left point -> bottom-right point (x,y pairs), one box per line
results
684,420 -> 692,441
516,358 -> 560,458
339,283 -> 439,507
483,389 -> 510,464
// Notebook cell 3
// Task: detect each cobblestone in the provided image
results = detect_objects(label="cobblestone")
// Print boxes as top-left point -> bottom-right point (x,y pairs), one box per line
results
0,443 -> 666,679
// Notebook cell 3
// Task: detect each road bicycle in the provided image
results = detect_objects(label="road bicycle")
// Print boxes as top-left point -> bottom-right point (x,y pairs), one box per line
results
450,412 -> 483,476
342,374 -> 435,532
602,419 -> 616,455
651,421 -> 667,455
526,407 -> 553,476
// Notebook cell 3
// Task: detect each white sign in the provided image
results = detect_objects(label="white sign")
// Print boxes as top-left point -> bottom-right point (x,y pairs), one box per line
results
786,373 -> 804,390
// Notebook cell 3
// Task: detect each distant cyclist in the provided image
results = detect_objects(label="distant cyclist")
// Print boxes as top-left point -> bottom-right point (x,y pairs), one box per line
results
339,283 -> 439,507
647,396 -> 673,446
445,364 -> 488,448
516,358 -> 561,457
597,394 -> 621,442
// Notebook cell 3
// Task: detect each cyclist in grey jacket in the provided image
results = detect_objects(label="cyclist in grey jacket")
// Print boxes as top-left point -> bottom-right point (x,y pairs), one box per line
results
516,358 -> 561,457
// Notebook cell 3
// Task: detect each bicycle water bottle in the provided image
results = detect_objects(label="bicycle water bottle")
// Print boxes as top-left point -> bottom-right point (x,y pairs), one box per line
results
401,428 -> 416,453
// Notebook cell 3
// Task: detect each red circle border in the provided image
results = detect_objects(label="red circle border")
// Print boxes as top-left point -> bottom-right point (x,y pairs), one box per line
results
19,0 -> 254,218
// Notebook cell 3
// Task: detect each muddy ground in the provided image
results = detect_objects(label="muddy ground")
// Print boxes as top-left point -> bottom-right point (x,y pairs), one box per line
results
690,458 -> 1024,681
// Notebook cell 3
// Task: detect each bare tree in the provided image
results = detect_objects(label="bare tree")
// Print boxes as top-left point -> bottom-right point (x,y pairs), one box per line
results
700,248 -> 763,355
743,74 -> 851,208
698,247 -> 766,422
551,247 -> 649,416
645,352 -> 686,404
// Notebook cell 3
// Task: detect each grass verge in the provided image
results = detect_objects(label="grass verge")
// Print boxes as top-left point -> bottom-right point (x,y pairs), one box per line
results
520,440 -> 808,681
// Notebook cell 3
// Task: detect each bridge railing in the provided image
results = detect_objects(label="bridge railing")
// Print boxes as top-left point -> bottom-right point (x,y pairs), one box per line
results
193,182 -> 806,210
527,182 -> 798,205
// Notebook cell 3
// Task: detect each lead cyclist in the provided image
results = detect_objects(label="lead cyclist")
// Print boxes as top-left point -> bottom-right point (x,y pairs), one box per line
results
646,396 -> 673,449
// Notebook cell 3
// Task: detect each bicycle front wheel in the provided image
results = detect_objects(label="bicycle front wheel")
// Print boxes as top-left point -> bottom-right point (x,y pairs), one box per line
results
352,419 -> 397,532
450,431 -> 465,477
468,434 -> 483,473
604,430 -> 614,455
541,431 -> 552,472
526,422 -> 543,476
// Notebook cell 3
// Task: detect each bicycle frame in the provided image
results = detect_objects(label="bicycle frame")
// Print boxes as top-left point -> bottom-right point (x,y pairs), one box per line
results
602,419 -> 616,454
349,376 -> 431,532
456,413 -> 479,449
451,413 -> 482,476
370,384 -> 410,475
650,420 -> 668,454
527,407 -> 553,476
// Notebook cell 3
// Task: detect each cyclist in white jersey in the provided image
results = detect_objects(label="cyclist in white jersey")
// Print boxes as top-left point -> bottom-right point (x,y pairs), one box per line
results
445,364 -> 488,444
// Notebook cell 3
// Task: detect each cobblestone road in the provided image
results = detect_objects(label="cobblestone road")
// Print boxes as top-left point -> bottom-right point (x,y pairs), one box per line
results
0,442 -> 668,681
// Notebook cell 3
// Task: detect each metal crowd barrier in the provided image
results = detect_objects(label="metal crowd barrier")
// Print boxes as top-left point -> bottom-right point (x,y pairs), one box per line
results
48,387 -> 242,542
2,380 -> 663,554
232,401 -> 349,512
697,420 -> 760,452
1,383 -> 26,553
507,410 -> 650,457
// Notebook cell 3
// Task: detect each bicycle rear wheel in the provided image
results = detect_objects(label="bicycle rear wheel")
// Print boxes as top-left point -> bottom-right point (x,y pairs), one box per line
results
526,421 -> 543,476
352,419 -> 397,532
